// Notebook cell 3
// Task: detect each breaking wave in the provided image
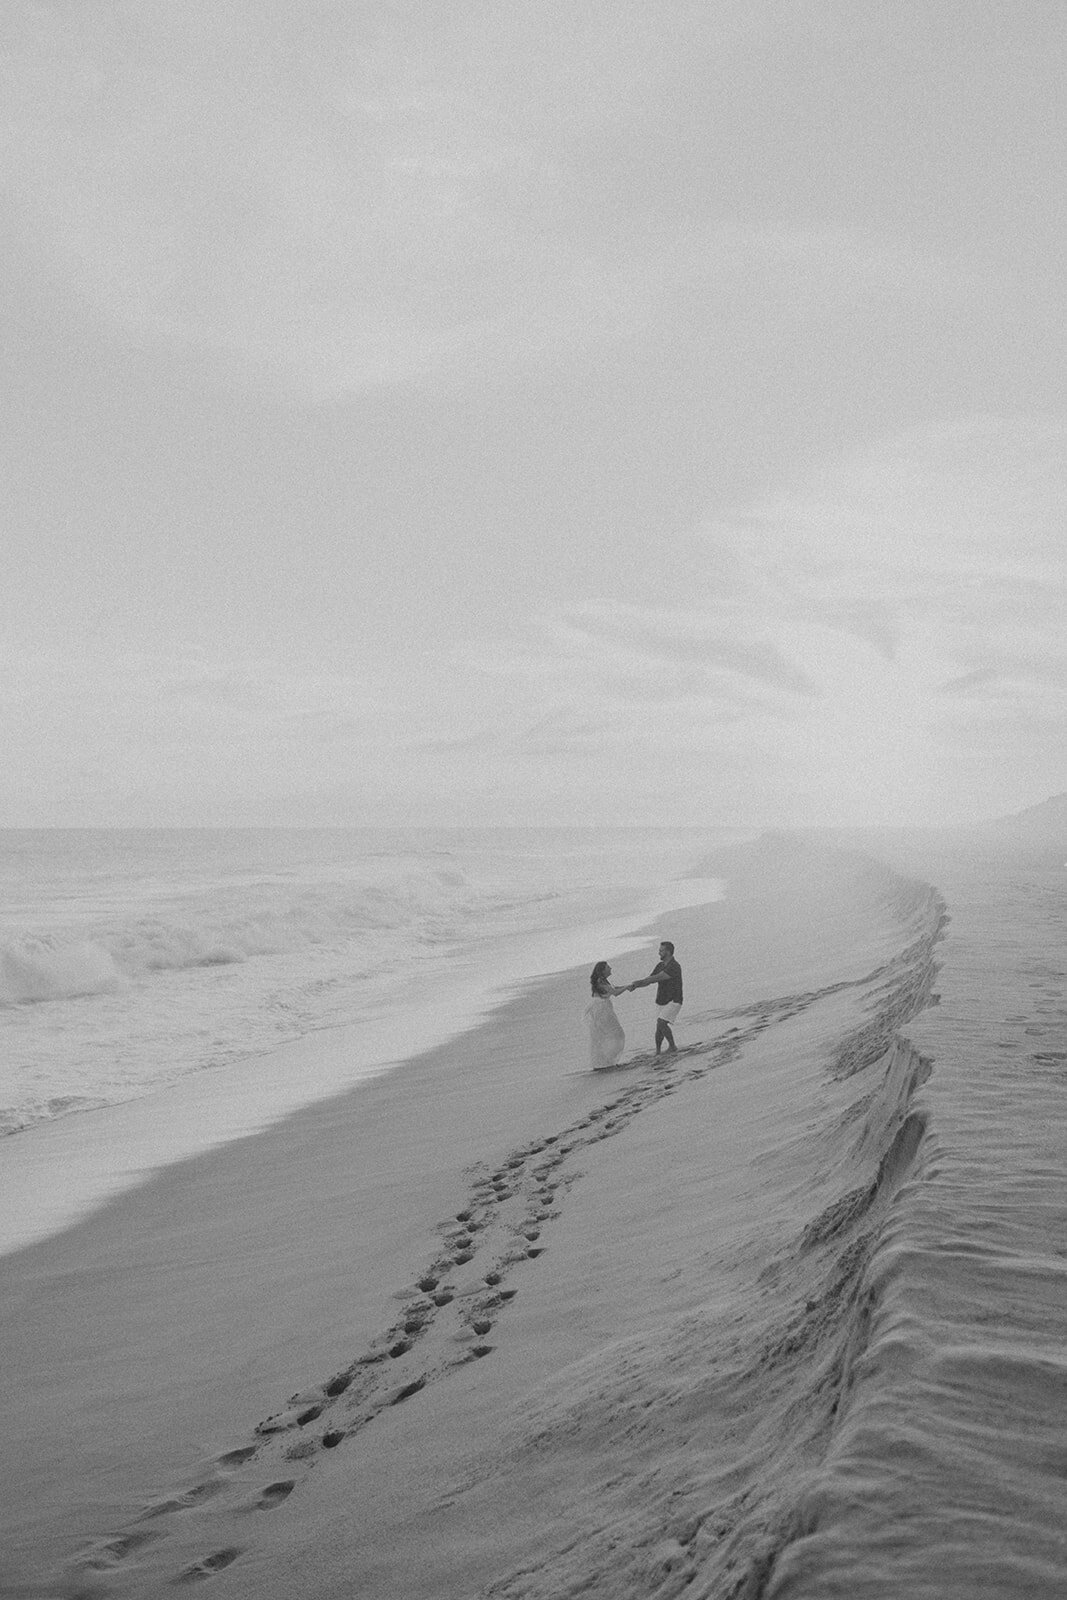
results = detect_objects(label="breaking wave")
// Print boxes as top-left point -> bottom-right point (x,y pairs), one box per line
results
1,940 -> 123,1005
0,865 -> 484,1008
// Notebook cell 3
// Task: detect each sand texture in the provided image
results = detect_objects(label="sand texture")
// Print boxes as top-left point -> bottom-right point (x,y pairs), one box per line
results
1,836 -> 1063,1598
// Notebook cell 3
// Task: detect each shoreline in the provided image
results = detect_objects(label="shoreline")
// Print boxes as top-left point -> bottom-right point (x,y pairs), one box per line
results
0,874 -> 726,1260
0,841 -> 943,1593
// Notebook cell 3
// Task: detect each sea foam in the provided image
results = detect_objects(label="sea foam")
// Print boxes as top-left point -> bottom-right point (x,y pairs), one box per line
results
0,826 -> 736,1138
1,863 -> 481,1006
1,939 -> 123,1004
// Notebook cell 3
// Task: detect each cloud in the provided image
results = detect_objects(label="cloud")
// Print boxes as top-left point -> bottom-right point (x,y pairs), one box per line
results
443,413 -> 1066,823
3,411 -> 1060,827
823,600 -> 902,662
706,414 -> 1066,636
454,608 -> 821,759
1,2 -> 674,392
159,673 -> 265,707
3,650 -> 383,756
703,417 -> 1067,796
936,667 -> 1001,697
936,653 -> 1067,701
562,605 -> 822,696
0,3 -> 995,397
408,728 -> 498,755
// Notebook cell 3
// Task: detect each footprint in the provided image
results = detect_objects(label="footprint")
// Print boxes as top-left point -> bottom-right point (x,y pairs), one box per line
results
284,1439 -> 318,1463
255,1481 -> 295,1511
255,1410 -> 298,1437
174,1547 -> 243,1583
84,1530 -> 158,1568
142,1481 -> 224,1518
81,1034 -> 732,1591
391,1376 -> 426,1405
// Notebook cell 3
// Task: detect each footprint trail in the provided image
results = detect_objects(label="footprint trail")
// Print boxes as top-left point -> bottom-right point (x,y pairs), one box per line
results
68,1012 -> 796,1592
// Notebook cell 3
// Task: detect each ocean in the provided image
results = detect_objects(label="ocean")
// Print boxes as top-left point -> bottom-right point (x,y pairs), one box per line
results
0,826 -> 733,1252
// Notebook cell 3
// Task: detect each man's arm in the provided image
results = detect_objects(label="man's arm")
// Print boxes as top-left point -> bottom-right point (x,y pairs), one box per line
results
628,963 -> 665,991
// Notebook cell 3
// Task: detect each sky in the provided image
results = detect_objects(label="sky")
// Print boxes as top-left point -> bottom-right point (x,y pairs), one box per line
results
1,0 -> 1064,828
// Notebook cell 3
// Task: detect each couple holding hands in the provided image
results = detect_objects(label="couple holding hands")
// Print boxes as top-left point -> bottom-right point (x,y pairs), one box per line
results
585,941 -> 683,1070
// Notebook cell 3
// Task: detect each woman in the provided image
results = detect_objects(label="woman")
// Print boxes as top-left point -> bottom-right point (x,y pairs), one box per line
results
584,960 -> 626,1070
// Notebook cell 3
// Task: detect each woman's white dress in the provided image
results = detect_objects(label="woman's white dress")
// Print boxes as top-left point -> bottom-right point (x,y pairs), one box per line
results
584,990 -> 625,1069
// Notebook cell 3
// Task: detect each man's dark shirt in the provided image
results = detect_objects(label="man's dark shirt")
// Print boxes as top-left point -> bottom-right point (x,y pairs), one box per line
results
653,958 -> 683,1006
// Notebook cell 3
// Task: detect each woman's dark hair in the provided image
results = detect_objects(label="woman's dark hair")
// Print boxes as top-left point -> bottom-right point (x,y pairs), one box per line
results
590,960 -> 610,995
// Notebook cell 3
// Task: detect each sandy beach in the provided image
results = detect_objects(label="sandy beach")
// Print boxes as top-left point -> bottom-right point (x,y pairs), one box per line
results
4,5 -> 1064,1593
1,832 -> 1063,1598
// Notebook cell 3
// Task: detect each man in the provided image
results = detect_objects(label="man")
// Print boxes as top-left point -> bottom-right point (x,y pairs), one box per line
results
627,940 -> 683,1055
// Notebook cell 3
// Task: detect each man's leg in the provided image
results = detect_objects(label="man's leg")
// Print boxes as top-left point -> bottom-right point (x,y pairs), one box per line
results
660,1020 -> 676,1053
654,1019 -> 666,1054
